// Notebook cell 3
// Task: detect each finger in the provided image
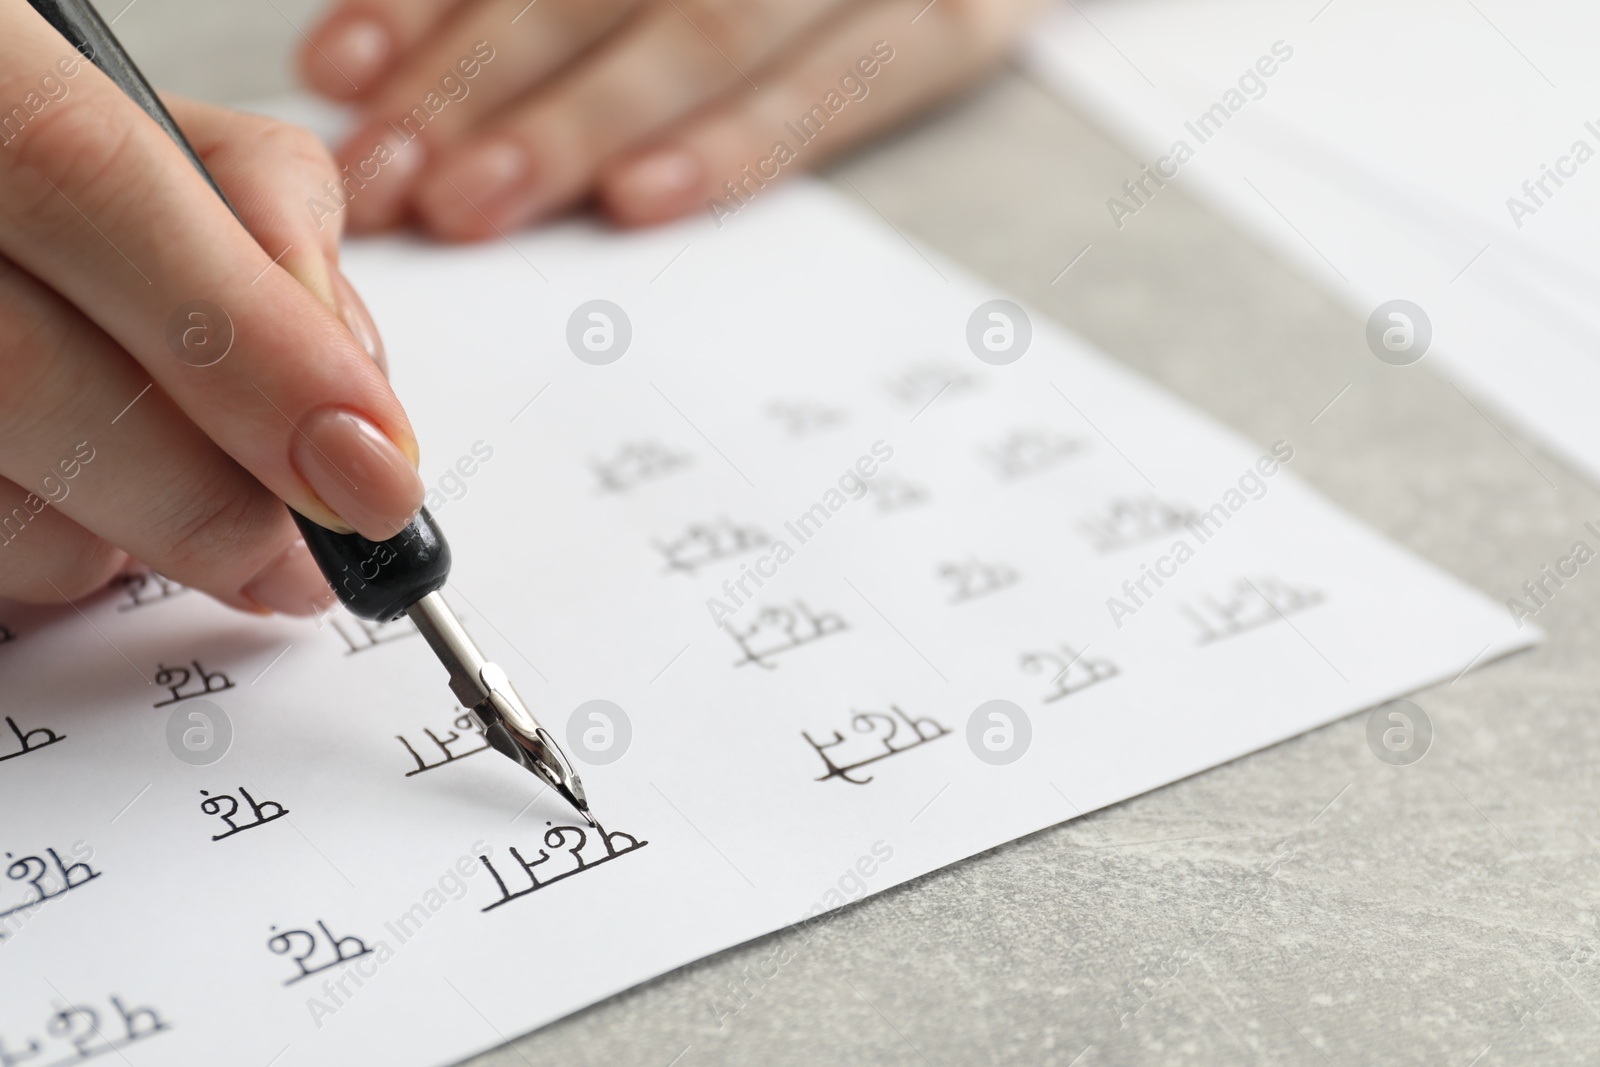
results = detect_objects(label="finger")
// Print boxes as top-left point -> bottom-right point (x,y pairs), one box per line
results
330,268 -> 388,376
331,0 -> 642,232
162,96 -> 387,370
162,96 -> 345,307
324,0 -> 636,235
0,476 -> 126,603
412,0 -> 845,238
344,0 -> 638,151
0,254 -> 334,616
0,14 -> 422,540
598,0 -> 1047,226
300,0 -> 469,100
297,110 -> 427,235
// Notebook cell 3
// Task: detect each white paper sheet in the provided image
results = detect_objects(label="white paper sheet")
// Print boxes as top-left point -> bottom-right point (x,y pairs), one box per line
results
0,176 -> 1534,1066
1024,0 -> 1600,485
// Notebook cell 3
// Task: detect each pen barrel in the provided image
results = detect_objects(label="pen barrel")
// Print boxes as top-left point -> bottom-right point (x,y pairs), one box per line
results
293,509 -> 452,622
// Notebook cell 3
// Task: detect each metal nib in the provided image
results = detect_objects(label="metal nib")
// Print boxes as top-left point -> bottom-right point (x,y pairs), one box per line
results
481,719 -> 596,828
406,591 -> 596,826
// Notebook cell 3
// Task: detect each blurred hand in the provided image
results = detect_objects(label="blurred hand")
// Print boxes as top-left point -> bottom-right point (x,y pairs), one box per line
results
0,6 -> 423,615
299,0 -> 1046,238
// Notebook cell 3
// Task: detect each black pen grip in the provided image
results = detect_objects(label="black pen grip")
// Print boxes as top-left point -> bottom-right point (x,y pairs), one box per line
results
293,509 -> 451,622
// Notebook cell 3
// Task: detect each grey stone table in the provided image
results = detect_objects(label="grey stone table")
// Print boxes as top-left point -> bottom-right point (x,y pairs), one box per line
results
95,2 -> 1600,1063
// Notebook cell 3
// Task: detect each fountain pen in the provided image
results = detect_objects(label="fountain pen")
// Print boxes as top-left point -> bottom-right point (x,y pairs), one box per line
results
26,0 -> 595,826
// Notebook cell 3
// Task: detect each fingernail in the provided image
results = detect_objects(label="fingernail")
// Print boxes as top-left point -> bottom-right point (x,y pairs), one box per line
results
336,123 -> 426,233
241,540 -> 336,617
291,407 -> 422,540
284,253 -> 337,313
331,270 -> 388,375
608,148 -> 702,219
315,16 -> 391,93
420,138 -> 532,234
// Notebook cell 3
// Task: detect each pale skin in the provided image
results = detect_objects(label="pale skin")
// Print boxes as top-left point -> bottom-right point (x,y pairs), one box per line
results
0,0 -> 1043,613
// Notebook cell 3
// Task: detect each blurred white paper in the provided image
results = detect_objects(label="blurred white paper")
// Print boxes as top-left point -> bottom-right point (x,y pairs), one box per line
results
1026,0 -> 1600,483
0,173 -> 1533,1066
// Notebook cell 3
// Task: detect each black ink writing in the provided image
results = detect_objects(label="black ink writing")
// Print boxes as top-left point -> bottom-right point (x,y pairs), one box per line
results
332,613 -> 419,655
479,824 -> 647,911
1181,576 -> 1325,645
804,706 -> 951,785
1021,644 -> 1119,703
767,400 -> 847,438
939,557 -> 1019,603
727,599 -> 848,669
0,993 -> 170,1066
865,473 -> 928,514
268,920 -> 373,986
980,428 -> 1087,481
151,660 -> 234,708
200,787 -> 289,841
0,716 -> 63,764
113,571 -> 187,612
655,518 -> 770,575
592,441 -> 692,494
883,360 -> 980,409
1079,497 -> 1199,553
0,844 -> 100,936
397,711 -> 489,777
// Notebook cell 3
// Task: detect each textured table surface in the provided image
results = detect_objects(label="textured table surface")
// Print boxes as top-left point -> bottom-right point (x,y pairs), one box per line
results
88,3 -> 1600,1064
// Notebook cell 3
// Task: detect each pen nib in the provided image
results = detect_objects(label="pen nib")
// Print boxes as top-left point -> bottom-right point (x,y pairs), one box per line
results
559,780 -> 598,829
481,718 -> 596,826
406,592 -> 598,826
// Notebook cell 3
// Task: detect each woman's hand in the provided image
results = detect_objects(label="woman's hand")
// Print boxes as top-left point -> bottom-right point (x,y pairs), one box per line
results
0,6 -> 423,615
299,0 -> 1046,238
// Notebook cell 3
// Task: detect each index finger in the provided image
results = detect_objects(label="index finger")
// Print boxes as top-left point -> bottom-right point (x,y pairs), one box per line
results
0,10 -> 423,540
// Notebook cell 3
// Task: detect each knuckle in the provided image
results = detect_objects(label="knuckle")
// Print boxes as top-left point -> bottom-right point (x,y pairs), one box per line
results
222,116 -> 339,247
552,0 -> 632,39
0,511 -> 120,603
671,0 -> 765,60
942,0 -> 1048,49
0,273 -> 55,378
0,275 -> 96,451
3,99 -> 144,218
45,533 -> 125,600
253,117 -> 337,177
151,467 -> 286,588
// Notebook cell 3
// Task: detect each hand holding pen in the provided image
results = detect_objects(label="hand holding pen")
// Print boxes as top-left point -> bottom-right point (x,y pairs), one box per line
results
1,0 -> 1046,810
9,1 -> 594,821
0,5 -> 420,616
